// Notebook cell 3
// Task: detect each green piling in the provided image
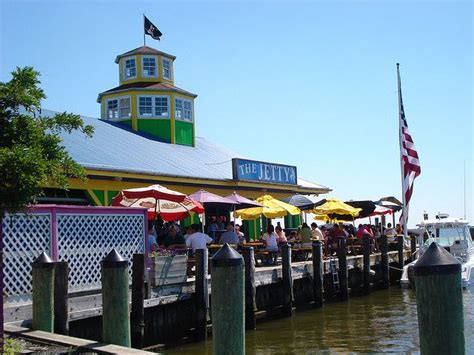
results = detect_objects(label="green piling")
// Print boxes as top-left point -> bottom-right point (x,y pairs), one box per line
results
211,244 -> 245,355
32,252 -> 55,332
414,242 -> 465,354
101,249 -> 131,347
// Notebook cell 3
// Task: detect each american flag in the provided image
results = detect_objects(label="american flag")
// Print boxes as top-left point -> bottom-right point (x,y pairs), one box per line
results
397,64 -> 421,233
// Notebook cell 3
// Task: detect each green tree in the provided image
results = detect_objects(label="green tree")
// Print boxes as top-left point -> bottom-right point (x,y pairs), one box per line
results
0,67 -> 94,347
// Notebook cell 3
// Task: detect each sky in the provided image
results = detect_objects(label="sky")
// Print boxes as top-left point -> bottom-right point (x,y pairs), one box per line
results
1,0 -> 472,227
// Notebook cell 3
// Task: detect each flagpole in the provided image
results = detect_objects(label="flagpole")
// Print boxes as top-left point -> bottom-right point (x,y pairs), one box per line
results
397,63 -> 408,241
143,14 -> 146,46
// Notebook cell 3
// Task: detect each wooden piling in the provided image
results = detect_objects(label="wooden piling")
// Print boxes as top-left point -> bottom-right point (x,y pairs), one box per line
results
337,239 -> 349,301
54,261 -> 69,335
281,244 -> 293,316
194,248 -> 209,340
414,242 -> 465,354
32,252 -> 55,332
101,249 -> 131,347
131,254 -> 145,349
380,235 -> 390,289
397,235 -> 405,269
242,246 -> 257,330
211,244 -> 245,355
311,241 -> 324,308
362,234 -> 371,294
410,234 -> 417,259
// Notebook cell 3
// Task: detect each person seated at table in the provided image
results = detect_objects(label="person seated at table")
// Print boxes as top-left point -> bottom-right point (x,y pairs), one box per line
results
186,223 -> 213,253
206,216 -> 219,241
329,223 -> 347,254
147,221 -> 157,251
287,230 -> 298,243
275,225 -> 287,244
384,223 -> 397,241
183,225 -> 193,242
310,222 -> 324,240
161,225 -> 186,249
234,224 -> 245,244
219,222 -> 240,246
298,223 -> 312,247
261,225 -> 279,252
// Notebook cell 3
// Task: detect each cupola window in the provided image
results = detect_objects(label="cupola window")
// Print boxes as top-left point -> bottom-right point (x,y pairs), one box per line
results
124,58 -> 136,79
106,96 -> 131,120
175,98 -> 193,122
162,58 -> 171,80
138,95 -> 169,118
142,56 -> 157,77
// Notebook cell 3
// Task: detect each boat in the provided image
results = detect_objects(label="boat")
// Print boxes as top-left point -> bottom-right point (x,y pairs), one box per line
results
401,214 -> 474,289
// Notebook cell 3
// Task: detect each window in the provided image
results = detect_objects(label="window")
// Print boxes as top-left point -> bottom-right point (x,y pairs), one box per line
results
175,98 -> 193,122
162,58 -> 171,79
124,58 -> 136,79
142,56 -> 157,77
106,97 -> 131,120
138,96 -> 169,118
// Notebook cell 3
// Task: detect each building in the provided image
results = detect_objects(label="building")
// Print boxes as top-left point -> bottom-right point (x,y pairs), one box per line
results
41,45 -> 331,236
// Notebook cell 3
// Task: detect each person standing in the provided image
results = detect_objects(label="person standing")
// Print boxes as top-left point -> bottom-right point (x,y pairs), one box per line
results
310,222 -> 324,240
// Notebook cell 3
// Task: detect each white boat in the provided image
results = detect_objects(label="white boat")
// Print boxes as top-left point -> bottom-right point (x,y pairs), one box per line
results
401,215 -> 474,289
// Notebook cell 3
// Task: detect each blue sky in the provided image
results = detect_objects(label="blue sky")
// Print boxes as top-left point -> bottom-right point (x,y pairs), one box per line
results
1,0 -> 472,226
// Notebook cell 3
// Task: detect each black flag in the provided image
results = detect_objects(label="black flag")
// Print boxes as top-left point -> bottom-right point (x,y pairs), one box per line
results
144,15 -> 162,40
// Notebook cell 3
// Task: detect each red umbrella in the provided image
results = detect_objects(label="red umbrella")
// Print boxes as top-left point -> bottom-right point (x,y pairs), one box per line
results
115,184 -> 187,203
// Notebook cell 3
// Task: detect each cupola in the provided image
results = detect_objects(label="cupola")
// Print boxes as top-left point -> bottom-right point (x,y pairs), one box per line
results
97,46 -> 197,146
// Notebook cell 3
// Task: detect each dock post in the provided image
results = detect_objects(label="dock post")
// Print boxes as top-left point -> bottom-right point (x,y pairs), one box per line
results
337,239 -> 349,301
195,248 -> 209,340
380,235 -> 390,289
54,261 -> 69,335
211,244 -> 245,355
311,241 -> 324,308
410,234 -> 417,260
397,235 -> 405,270
362,234 -> 371,294
281,244 -> 294,316
32,252 -> 55,332
414,242 -> 465,354
101,249 -> 131,347
242,246 -> 257,330
131,254 -> 145,349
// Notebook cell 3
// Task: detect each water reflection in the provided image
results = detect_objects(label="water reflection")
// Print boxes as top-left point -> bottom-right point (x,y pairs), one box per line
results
165,287 -> 473,354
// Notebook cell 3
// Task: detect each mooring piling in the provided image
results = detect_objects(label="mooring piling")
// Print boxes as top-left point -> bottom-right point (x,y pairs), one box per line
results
194,248 -> 209,340
410,235 -> 417,259
337,239 -> 349,301
311,241 -> 324,308
32,252 -> 55,332
54,261 -> 69,335
242,246 -> 257,330
362,234 -> 371,294
211,244 -> 245,355
131,253 -> 145,349
397,235 -> 405,269
414,242 -> 465,354
281,244 -> 294,316
101,249 -> 131,347
380,235 -> 390,289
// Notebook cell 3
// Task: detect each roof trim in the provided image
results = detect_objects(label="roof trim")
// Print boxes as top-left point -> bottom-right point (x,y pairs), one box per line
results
115,46 -> 176,63
97,85 -> 198,102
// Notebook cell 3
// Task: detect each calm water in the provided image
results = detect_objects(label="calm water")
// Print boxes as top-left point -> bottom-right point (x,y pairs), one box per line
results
165,287 -> 474,354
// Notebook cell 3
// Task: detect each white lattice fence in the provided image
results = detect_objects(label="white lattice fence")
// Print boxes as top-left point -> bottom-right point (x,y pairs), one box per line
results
2,214 -> 52,297
57,214 -> 144,292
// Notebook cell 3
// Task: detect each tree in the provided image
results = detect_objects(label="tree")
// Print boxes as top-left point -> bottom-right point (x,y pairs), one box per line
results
0,67 -> 94,346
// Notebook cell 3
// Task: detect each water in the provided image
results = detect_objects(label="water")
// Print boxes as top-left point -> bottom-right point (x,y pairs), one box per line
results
165,287 -> 474,354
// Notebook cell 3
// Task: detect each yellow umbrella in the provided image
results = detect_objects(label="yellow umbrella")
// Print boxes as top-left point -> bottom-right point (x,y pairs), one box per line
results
308,198 -> 362,218
234,194 -> 301,220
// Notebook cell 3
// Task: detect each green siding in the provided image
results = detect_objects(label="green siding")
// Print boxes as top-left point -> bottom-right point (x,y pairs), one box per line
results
244,218 -> 261,241
121,119 -> 132,127
284,214 -> 301,229
175,120 -> 194,146
92,190 -> 105,206
138,119 -> 171,142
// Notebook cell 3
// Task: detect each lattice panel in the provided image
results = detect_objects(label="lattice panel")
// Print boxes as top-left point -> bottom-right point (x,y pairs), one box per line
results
57,214 -> 144,292
2,214 -> 51,296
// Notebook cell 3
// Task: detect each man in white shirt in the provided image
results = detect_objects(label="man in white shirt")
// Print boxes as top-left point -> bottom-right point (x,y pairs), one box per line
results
186,223 -> 213,253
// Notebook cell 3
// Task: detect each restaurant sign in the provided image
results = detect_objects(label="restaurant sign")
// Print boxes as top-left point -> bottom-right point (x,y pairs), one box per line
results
232,158 -> 297,185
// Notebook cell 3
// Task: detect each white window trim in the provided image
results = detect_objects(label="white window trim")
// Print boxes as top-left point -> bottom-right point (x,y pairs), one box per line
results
123,56 -> 137,80
162,57 -> 172,80
141,55 -> 158,78
105,95 -> 132,121
137,95 -> 170,119
174,97 -> 193,122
